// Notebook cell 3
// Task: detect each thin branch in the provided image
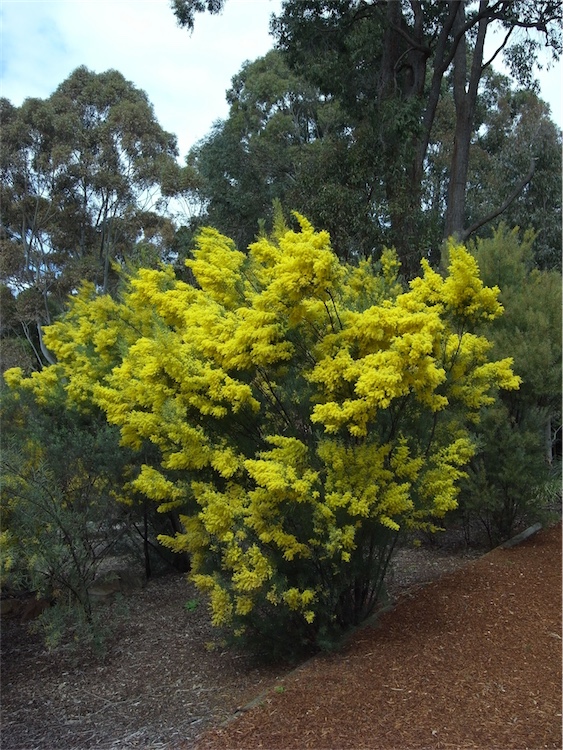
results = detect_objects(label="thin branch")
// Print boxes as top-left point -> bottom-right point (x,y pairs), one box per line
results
482,26 -> 514,72
37,323 -> 57,365
460,157 -> 537,242
388,20 -> 431,55
21,321 -> 44,368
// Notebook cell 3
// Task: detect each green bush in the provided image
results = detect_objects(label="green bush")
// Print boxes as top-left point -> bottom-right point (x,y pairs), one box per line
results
456,226 -> 562,545
0,387 -> 133,649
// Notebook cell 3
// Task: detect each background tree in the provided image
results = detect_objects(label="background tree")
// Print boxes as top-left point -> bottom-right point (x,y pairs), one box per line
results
276,0 -> 562,267
0,383 -> 134,651
188,50 -> 382,258
173,0 -> 562,275
1,324 -> 191,651
423,67 -> 562,270
456,226 -> 562,545
464,82 -> 562,270
0,67 -> 181,370
185,48 -> 561,272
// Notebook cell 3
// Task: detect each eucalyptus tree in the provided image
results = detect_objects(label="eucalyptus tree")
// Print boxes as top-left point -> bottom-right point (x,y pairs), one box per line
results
185,47 -> 561,272
0,67 -> 180,369
464,81 -> 562,271
188,50 -> 381,259
423,68 -> 562,270
172,0 -> 562,276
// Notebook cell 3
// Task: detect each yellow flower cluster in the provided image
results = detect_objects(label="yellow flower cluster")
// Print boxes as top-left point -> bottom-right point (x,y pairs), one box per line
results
4,217 -> 521,634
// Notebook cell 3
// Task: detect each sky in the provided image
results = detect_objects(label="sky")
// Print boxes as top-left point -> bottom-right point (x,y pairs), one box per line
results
1,0 -> 284,159
1,0 -> 562,164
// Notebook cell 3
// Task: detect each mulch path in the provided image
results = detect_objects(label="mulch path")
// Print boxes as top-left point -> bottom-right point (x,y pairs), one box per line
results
195,523 -> 562,750
1,524 -> 560,749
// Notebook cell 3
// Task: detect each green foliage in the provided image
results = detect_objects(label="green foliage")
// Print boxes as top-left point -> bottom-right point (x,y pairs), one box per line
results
466,79 -> 562,271
0,386 -> 135,649
186,14 -> 562,275
171,0 -> 225,32
457,225 -> 562,544
460,404 -> 559,546
4,218 -> 521,656
188,50 -> 383,260
31,594 -> 129,657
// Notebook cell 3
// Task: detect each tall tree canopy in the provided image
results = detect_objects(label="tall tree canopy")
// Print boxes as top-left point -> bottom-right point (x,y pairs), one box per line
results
187,50 -> 380,258
187,47 -> 561,269
0,67 -> 182,369
173,0 -> 562,275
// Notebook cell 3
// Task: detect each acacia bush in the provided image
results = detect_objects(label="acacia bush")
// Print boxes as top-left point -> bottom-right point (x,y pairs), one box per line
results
4,216 -> 520,654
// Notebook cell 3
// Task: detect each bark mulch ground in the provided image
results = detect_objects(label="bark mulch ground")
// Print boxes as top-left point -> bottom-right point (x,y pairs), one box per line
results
1,523 -> 560,749
194,522 -> 562,750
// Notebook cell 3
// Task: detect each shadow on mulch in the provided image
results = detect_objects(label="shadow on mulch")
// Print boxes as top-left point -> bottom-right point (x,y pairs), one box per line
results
195,522 -> 562,750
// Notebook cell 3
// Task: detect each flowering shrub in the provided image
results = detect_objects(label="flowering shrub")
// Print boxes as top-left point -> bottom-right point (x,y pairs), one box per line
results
4,216 -> 520,652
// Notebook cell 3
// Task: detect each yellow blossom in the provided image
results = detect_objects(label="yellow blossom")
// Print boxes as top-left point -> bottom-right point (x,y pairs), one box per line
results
3,216 -> 521,646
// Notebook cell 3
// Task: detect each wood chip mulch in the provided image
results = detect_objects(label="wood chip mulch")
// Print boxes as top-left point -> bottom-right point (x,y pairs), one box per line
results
194,523 -> 562,750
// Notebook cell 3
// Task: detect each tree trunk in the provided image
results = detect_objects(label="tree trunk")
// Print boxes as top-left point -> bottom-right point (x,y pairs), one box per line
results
379,3 -> 429,277
37,324 -> 57,366
545,416 -> 553,465
445,3 -> 489,239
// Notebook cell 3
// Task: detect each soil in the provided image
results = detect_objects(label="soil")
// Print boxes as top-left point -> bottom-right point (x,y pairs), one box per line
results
1,524 -> 560,750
